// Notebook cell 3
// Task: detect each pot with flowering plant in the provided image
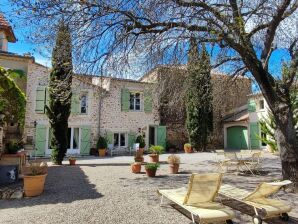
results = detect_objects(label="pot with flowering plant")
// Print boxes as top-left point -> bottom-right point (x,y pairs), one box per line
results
69,156 -> 76,165
184,143 -> 192,153
148,145 -> 164,162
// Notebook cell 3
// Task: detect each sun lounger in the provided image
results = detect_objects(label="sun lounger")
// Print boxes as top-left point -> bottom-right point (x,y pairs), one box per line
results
219,180 -> 292,224
158,173 -> 235,223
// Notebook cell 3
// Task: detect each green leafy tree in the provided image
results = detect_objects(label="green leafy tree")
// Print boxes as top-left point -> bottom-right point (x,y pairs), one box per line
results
186,38 -> 213,151
45,22 -> 73,165
0,67 -> 26,127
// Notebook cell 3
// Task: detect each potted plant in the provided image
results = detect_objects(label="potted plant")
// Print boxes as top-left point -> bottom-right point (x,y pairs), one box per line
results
134,151 -> 144,162
145,163 -> 159,177
184,143 -> 192,153
97,136 -> 107,157
23,161 -> 48,197
5,141 -> 21,154
69,157 -> 76,165
131,162 -> 142,173
167,154 -> 180,174
148,145 -> 164,162
135,135 -> 146,154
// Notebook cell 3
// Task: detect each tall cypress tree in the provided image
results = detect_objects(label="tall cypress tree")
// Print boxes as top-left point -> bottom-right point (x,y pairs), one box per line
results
46,21 -> 73,164
186,37 -> 213,151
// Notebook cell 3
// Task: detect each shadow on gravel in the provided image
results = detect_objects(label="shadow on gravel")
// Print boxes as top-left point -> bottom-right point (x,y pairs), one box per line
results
0,165 -> 102,209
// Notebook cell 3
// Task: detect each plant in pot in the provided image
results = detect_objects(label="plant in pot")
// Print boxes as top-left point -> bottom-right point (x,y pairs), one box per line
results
148,145 -> 164,162
184,143 -> 192,153
145,163 -> 159,177
69,156 -> 76,165
167,154 -> 180,174
135,135 -> 146,155
5,141 -> 21,154
131,162 -> 142,173
23,161 -> 48,197
97,136 -> 107,157
134,151 -> 144,162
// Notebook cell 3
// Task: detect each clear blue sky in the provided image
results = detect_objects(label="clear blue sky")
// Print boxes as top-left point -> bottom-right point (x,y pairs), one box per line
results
0,0 -> 51,66
0,1 -> 291,77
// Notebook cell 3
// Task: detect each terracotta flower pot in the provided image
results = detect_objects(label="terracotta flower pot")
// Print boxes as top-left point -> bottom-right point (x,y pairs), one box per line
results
69,159 -> 76,166
134,157 -> 144,162
23,174 -> 47,197
149,154 -> 159,162
184,146 -> 192,153
145,168 -> 157,177
169,163 -> 179,174
131,163 -> 142,173
98,149 -> 106,157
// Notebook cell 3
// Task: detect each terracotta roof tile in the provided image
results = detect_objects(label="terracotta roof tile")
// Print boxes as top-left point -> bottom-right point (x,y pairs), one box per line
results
0,13 -> 16,42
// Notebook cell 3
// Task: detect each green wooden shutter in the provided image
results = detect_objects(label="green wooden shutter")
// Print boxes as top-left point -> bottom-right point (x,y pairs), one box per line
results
157,126 -> 167,149
71,91 -> 80,114
45,87 -> 50,108
144,90 -> 153,112
250,122 -> 260,149
121,88 -> 130,112
248,99 -> 256,112
36,86 -> 46,113
128,132 -> 136,148
35,124 -> 47,156
80,126 -> 90,155
106,132 -> 114,145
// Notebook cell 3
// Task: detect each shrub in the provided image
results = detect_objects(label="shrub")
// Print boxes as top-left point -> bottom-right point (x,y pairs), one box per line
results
167,154 -> 180,164
135,135 -> 145,148
97,136 -> 107,149
145,163 -> 160,170
149,145 -> 165,155
5,141 -> 20,154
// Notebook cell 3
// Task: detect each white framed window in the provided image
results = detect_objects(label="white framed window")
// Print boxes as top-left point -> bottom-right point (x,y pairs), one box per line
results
80,94 -> 88,114
130,92 -> 141,111
259,99 -> 265,110
113,133 -> 127,148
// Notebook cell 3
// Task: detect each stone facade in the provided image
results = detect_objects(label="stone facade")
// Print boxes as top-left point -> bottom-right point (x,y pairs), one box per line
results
92,77 -> 160,146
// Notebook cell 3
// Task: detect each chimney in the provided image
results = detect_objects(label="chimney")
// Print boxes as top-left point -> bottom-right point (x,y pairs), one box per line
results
0,14 -> 16,52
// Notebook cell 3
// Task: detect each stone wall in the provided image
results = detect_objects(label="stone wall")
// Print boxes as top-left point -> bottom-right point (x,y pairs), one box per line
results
143,67 -> 252,150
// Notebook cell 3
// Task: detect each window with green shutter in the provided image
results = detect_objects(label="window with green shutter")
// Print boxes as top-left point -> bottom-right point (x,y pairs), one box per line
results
144,90 -> 153,112
121,88 -> 130,111
36,86 -> 46,113
35,124 -> 47,156
128,132 -> 136,148
248,99 -> 256,112
71,91 -> 80,114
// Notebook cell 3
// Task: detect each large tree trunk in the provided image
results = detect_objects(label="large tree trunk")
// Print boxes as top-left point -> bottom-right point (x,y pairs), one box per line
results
272,100 -> 298,192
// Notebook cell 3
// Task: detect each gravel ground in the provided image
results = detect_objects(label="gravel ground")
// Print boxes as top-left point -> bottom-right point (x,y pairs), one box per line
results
0,152 -> 297,224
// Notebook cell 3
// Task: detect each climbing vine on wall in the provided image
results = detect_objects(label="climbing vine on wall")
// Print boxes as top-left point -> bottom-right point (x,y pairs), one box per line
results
0,67 -> 26,126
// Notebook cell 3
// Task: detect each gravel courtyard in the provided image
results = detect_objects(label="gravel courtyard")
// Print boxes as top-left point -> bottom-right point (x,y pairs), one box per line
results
0,152 -> 297,224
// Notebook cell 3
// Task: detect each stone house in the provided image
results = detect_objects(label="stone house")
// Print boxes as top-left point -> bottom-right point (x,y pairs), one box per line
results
140,66 -> 252,150
223,92 -> 297,151
0,14 -> 163,156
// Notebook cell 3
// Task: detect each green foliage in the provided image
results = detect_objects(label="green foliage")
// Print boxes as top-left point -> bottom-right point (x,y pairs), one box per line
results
5,140 -> 21,154
0,67 -> 26,127
257,113 -> 278,152
135,135 -> 145,148
97,136 -> 108,149
45,21 -> 73,165
185,38 -> 213,152
149,145 -> 165,155
145,163 -> 160,170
